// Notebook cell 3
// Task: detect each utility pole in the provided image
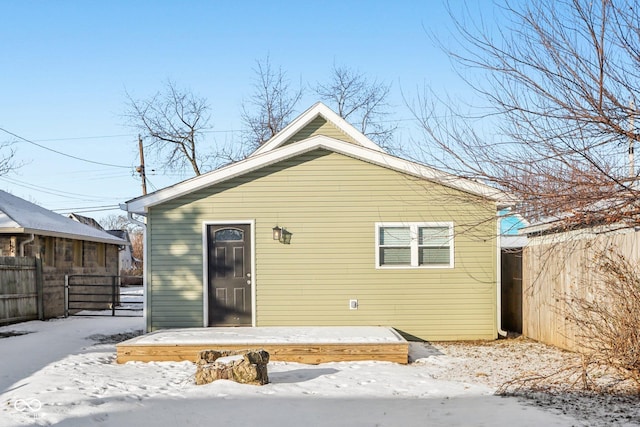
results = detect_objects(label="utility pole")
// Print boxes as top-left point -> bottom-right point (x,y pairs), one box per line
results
136,134 -> 148,195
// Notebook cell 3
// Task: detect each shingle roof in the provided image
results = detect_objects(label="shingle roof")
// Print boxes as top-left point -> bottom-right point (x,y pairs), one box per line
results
0,190 -> 126,245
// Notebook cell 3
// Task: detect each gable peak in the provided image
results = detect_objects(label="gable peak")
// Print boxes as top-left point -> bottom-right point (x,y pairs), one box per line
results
249,102 -> 385,157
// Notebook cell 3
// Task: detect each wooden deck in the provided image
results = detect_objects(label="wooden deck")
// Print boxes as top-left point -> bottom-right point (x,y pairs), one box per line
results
116,326 -> 409,365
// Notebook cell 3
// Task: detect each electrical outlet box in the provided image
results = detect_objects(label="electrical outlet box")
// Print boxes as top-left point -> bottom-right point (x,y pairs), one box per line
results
349,299 -> 358,310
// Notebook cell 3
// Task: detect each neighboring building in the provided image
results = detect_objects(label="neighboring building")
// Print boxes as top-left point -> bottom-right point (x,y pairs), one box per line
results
122,102 -> 511,339
0,190 -> 126,318
68,213 -> 105,231
106,229 -> 139,272
68,213 -> 139,274
498,209 -> 528,334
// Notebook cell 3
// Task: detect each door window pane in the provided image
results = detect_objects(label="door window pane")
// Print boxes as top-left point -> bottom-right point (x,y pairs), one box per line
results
215,229 -> 243,241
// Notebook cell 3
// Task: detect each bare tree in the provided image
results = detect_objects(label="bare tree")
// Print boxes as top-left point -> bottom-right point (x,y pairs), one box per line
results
99,214 -> 142,233
100,213 -> 144,276
129,231 -> 143,264
241,56 -> 303,149
416,0 -> 640,228
413,0 -> 640,394
315,65 -> 395,148
125,80 -> 211,176
0,141 -> 16,176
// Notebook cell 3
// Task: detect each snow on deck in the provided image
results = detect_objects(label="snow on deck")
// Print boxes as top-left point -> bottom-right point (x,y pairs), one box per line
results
125,326 -> 406,345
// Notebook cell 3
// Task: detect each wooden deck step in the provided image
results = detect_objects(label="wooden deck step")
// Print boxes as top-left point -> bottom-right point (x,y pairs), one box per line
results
116,327 -> 409,365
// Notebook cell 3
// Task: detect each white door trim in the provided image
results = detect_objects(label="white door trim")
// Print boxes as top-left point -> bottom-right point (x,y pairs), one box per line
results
202,220 -> 256,327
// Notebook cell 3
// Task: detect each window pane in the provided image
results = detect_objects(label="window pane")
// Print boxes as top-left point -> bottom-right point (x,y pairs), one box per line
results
215,229 -> 243,241
419,247 -> 450,265
380,227 -> 410,245
419,227 -> 449,246
380,247 -> 411,265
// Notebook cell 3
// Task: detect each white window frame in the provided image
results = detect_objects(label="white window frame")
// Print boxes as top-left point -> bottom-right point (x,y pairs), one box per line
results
375,222 -> 454,269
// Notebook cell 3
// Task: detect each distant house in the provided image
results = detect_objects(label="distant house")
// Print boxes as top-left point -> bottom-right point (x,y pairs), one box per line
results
68,213 -> 139,273
0,190 -> 126,319
106,229 -> 139,272
68,212 -> 105,230
122,102 -> 512,340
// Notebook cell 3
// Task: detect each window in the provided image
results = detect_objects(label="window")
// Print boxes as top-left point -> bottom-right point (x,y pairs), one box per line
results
73,240 -> 83,267
43,238 -> 55,266
376,222 -> 453,268
214,228 -> 244,241
96,243 -> 106,267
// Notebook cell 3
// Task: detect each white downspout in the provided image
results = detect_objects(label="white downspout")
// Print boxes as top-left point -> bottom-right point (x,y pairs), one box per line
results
19,234 -> 35,256
496,213 -> 507,338
127,211 -> 149,332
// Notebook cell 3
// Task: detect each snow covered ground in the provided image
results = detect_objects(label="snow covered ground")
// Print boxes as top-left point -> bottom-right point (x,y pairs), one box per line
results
0,315 -> 637,426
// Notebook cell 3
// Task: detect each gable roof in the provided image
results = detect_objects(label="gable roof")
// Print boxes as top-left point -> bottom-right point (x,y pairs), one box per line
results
107,229 -> 131,243
250,102 -> 385,156
123,134 -> 513,215
69,213 -> 105,230
0,190 -> 126,245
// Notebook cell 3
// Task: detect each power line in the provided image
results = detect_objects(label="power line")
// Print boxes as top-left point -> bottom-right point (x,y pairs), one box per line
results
0,127 -> 132,169
0,176 -> 124,202
51,205 -> 121,213
3,116 -> 425,145
32,134 -> 133,142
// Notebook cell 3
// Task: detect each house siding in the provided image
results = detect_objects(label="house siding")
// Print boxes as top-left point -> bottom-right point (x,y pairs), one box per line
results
282,117 -> 357,146
146,150 -> 497,340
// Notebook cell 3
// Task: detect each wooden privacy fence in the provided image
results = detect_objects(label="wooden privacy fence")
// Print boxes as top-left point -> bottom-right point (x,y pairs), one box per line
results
0,256 -> 43,325
523,228 -> 639,351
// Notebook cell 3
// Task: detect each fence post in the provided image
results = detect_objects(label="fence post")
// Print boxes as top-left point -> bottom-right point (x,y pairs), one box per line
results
111,276 -> 117,317
35,257 -> 44,320
64,275 -> 69,318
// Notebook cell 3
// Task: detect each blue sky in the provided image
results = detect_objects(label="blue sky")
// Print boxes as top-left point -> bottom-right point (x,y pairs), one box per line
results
0,0 -> 485,222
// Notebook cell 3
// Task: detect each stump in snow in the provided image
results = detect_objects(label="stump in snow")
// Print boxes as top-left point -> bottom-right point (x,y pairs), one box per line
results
195,349 -> 270,386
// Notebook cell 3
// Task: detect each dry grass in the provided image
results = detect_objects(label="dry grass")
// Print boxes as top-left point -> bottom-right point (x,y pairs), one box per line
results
411,338 -> 640,426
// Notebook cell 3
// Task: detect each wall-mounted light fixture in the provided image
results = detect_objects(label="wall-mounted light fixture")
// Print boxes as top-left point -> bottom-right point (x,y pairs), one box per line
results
272,226 -> 282,241
281,229 -> 292,244
272,226 -> 292,244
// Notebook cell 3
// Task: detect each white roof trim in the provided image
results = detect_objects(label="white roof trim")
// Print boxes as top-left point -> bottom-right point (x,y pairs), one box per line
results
123,135 -> 511,215
0,227 -> 127,245
250,102 -> 385,156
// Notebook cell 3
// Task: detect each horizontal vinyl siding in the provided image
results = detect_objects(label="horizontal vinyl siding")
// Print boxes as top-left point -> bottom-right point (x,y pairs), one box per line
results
147,150 -> 497,339
283,117 -> 357,146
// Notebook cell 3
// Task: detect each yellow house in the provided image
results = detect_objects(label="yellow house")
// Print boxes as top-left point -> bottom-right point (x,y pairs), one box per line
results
122,103 -> 510,340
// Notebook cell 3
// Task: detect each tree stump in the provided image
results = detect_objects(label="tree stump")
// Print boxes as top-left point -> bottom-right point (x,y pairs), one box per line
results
195,349 -> 270,386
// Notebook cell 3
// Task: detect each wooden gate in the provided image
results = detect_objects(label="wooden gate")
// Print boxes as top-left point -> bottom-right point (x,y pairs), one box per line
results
0,256 -> 42,325
65,274 -> 142,317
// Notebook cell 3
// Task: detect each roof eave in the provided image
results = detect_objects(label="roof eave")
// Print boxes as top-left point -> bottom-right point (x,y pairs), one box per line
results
123,136 -> 510,212
0,227 -> 127,245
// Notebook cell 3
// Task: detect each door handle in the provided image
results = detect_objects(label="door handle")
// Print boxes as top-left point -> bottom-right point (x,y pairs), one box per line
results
246,280 -> 251,285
